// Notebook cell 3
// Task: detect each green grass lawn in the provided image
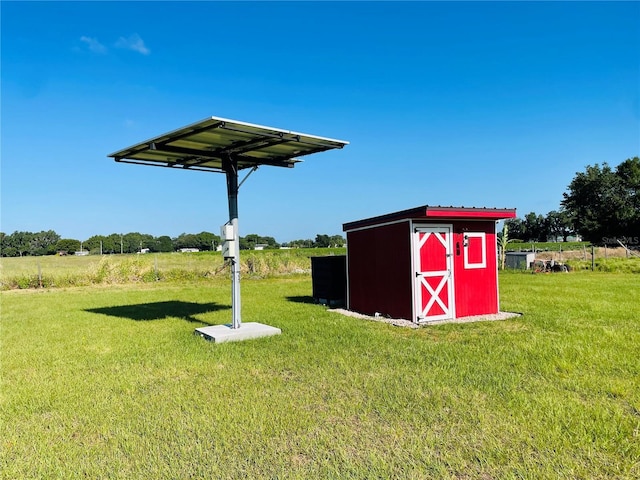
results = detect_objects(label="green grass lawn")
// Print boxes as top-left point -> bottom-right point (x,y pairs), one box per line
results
1,272 -> 639,479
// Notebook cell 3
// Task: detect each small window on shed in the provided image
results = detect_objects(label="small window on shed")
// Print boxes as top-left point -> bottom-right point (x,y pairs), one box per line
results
464,232 -> 486,269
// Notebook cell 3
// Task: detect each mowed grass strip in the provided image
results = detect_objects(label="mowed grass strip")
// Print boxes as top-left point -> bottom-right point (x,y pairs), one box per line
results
1,273 -> 639,479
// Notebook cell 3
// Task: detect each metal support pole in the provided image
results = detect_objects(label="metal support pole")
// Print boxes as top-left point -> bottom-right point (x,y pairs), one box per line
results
224,155 -> 242,329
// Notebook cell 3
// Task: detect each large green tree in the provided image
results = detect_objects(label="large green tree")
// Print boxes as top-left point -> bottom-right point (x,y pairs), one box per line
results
0,230 -> 60,256
329,235 -> 345,247
523,212 -> 548,242
615,157 -> 640,239
314,234 -> 331,248
562,157 -> 640,243
195,231 -> 219,251
174,233 -> 199,251
29,230 -> 61,255
156,235 -> 174,252
55,238 -> 81,253
8,231 -> 32,256
119,232 -> 155,253
85,235 -> 107,254
545,210 -> 574,242
0,231 -> 61,256
106,234 -> 125,254
239,234 -> 278,250
503,218 -> 525,241
285,239 -> 313,248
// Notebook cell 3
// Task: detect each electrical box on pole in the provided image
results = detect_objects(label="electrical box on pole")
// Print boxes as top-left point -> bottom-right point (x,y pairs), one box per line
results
221,223 -> 236,259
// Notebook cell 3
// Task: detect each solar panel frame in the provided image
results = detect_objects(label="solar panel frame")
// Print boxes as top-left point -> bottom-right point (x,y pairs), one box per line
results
108,116 -> 349,172
108,115 -> 348,333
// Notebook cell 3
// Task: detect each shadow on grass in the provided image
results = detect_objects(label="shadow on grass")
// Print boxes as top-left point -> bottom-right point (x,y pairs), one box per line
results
86,301 -> 230,324
287,296 -> 345,308
286,295 -> 316,304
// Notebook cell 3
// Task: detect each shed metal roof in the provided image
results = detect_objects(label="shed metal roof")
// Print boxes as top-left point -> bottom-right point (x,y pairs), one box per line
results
108,116 -> 349,172
343,205 -> 517,231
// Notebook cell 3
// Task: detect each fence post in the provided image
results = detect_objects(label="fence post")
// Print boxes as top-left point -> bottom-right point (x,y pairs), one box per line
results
591,245 -> 595,271
154,254 -> 159,281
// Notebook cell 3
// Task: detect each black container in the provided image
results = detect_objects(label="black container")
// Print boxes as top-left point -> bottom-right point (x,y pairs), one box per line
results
311,255 -> 347,307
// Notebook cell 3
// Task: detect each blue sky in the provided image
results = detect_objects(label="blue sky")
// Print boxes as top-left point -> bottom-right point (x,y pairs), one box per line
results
2,1 -> 639,242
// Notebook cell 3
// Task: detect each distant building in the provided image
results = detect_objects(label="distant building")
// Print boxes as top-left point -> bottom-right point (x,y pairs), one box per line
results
254,244 -> 268,250
505,252 -> 535,270
179,248 -> 199,253
139,248 -> 150,254
74,251 -> 89,256
548,235 -> 583,242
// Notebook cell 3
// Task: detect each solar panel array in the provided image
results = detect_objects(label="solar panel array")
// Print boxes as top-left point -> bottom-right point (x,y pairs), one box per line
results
109,116 -> 348,172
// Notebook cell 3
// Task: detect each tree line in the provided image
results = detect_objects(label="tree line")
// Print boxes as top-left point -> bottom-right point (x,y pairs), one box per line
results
2,157 -> 637,256
504,157 -> 639,245
503,210 -> 574,243
0,231 -> 346,257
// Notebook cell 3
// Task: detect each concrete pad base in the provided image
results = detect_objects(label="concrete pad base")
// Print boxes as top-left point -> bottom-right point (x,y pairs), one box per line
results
194,322 -> 281,343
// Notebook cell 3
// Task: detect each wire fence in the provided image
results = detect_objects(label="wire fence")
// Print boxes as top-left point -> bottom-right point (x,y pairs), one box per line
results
501,246 -> 640,273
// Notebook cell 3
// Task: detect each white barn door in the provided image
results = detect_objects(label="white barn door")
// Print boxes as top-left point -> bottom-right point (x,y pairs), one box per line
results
413,225 -> 454,322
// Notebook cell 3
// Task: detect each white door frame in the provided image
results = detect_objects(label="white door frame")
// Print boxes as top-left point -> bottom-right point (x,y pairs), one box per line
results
412,223 -> 455,322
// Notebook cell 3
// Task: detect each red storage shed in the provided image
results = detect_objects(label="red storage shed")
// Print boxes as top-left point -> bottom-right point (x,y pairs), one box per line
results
342,205 -> 516,323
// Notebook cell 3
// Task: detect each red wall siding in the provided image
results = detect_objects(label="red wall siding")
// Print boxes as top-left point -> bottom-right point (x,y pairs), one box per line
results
452,221 -> 498,317
346,221 -> 413,320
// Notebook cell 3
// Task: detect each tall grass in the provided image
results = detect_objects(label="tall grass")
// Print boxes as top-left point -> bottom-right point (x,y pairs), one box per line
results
3,247 -> 637,290
566,256 -> 640,273
0,248 -> 346,290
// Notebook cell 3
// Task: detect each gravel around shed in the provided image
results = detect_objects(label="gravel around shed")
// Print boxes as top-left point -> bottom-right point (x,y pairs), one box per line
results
329,309 -> 521,328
